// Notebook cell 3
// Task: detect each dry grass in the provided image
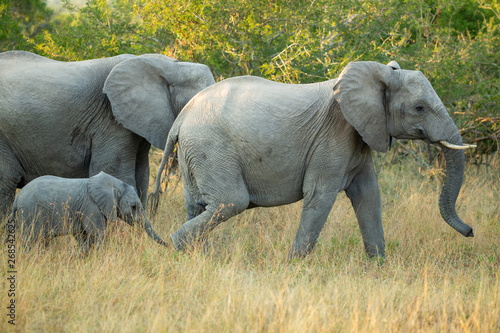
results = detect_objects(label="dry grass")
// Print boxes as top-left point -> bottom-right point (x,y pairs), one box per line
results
2,157 -> 499,332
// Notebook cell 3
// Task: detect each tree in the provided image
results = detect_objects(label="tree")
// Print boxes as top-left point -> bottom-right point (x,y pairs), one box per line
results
15,0 -> 500,157
0,0 -> 52,51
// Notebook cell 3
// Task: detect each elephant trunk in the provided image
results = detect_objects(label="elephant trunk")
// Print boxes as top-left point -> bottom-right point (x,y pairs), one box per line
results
139,212 -> 168,246
438,133 -> 474,237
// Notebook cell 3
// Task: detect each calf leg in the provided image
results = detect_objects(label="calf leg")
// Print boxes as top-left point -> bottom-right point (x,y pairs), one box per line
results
74,231 -> 92,255
81,211 -> 107,253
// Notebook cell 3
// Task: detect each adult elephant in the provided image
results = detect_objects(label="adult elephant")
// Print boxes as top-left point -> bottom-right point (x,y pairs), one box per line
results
0,51 -> 215,217
153,61 -> 475,260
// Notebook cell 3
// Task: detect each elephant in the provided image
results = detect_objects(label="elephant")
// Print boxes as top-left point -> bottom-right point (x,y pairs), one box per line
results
0,50 -> 215,217
152,60 -> 475,260
10,172 -> 166,253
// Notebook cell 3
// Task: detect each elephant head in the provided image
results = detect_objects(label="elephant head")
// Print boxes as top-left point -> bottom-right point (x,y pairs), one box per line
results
88,172 -> 167,246
103,54 -> 215,149
333,61 -> 474,237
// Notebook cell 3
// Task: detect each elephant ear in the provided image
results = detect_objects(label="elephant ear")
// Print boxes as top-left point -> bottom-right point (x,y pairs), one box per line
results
88,172 -> 117,220
333,61 -> 396,152
103,56 -> 180,149
387,60 -> 401,70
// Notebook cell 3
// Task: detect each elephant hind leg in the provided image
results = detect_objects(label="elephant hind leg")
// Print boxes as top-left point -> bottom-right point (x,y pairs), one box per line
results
171,203 -> 246,251
18,223 -> 43,252
171,181 -> 250,251
184,189 -> 206,220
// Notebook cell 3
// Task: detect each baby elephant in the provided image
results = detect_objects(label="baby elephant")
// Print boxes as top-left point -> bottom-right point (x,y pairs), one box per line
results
10,172 -> 167,253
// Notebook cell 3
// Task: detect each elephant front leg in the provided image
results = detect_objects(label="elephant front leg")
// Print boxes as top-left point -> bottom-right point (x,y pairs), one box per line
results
89,130 -> 139,195
288,190 -> 337,261
81,213 -> 107,254
345,164 -> 385,258
0,148 -> 23,218
135,139 -> 151,206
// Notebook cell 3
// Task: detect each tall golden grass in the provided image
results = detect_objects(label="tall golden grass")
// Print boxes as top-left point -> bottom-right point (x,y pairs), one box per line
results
2,155 -> 499,332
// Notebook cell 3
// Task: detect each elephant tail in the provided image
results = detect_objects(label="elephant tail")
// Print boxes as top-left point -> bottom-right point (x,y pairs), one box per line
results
149,125 -> 180,214
9,196 -> 19,221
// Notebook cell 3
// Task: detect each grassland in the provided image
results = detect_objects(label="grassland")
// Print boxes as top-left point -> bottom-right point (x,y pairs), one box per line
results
2,153 -> 499,332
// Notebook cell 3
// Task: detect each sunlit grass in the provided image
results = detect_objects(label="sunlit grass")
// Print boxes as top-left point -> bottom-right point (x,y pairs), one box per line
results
1,155 -> 499,332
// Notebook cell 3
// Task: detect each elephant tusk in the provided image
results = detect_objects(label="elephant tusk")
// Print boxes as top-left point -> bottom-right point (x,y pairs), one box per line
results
439,140 -> 477,150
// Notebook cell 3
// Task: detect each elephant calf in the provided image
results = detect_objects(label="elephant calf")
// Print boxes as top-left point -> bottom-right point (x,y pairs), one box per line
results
10,172 -> 166,253
153,60 -> 475,261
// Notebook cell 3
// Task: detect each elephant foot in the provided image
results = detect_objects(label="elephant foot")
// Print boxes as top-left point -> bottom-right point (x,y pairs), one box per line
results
365,248 -> 385,261
171,230 -> 198,251
366,253 -> 387,265
286,246 -> 310,263
171,231 -> 186,251
171,229 -> 210,252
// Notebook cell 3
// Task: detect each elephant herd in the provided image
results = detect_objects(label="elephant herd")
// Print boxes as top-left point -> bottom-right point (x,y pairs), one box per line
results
0,51 -> 474,259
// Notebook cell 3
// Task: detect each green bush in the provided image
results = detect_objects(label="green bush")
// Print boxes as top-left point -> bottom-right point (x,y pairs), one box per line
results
5,0 -> 500,158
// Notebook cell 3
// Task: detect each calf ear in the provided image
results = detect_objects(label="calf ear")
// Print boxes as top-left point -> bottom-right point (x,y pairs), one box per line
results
387,60 -> 401,70
333,61 -> 396,152
88,172 -> 117,220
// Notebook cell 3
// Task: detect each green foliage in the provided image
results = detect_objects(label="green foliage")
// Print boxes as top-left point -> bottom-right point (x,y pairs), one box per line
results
27,0 -> 139,60
7,0 -> 500,155
0,0 -> 21,50
0,0 -> 52,51
434,0 -> 496,36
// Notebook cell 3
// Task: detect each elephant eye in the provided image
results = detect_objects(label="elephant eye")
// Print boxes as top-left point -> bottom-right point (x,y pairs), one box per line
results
416,105 -> 425,113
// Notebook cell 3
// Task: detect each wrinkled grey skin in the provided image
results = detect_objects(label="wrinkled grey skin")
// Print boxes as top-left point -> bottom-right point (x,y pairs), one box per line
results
0,51 -> 215,217
11,172 -> 166,253
153,61 -> 473,260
